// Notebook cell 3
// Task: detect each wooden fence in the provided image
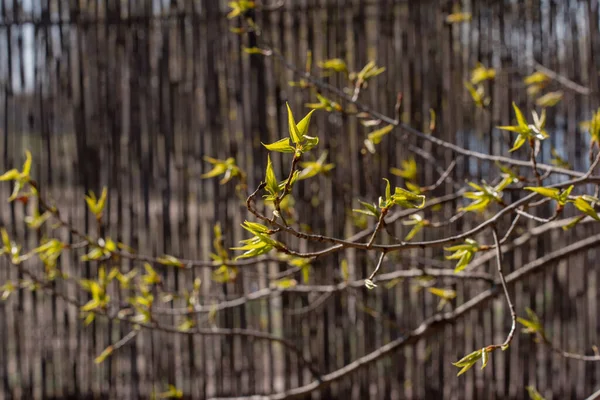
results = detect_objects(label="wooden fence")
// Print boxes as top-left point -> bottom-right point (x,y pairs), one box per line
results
0,0 -> 599,398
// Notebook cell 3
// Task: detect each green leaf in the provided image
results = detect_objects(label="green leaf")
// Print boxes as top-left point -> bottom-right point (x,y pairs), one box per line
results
465,81 -> 489,108
536,91 -> 563,107
390,157 -> 418,181
243,46 -> 269,55
262,138 -> 296,153
509,134 -> 527,152
302,135 -> 319,152
301,264 -> 310,284
470,62 -> 496,85
524,72 -> 549,86
562,215 -> 585,230
427,287 -> 456,300
286,103 -> 302,144
211,265 -> 238,283
353,200 -> 380,218
404,223 -> 423,241
296,109 -> 316,138
391,187 -> 426,209
178,318 -> 195,332
240,221 -> 270,235
573,197 -> 600,220
524,186 -> 560,199
446,12 -> 472,24
318,58 -> 348,73
273,277 -> 297,289
384,178 -> 392,204
453,350 -> 483,376
481,348 -> 490,369
367,124 -> 394,145
159,384 -> 184,399
156,255 -> 184,268
0,169 -> 20,181
340,259 -> 349,282
264,155 -> 279,196
526,386 -> 546,400
512,102 -> 528,129
445,239 -> 479,272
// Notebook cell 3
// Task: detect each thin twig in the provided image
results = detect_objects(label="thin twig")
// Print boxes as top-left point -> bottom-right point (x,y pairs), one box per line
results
528,58 -> 592,96
367,252 -> 386,282
210,233 -> 600,400
492,227 -> 516,349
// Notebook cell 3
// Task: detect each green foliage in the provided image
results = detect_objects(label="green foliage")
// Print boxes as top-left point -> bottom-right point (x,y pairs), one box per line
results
243,47 -> 271,56
298,151 -> 335,180
156,255 -> 184,268
272,277 -> 297,289
264,155 -> 280,201
227,1 -> 255,19
212,265 -> 238,283
232,221 -> 283,260
524,185 -> 573,206
497,103 -> 548,152
24,208 -> 52,230
581,108 -> 600,145
390,157 -> 417,181
470,62 -> 496,85
524,71 -> 550,97
461,181 -> 504,212
263,138 -> 295,153
496,163 -> 521,190
318,58 -> 348,74
353,200 -> 381,219
264,103 -> 317,157
0,228 -> 24,264
535,91 -> 563,107
349,61 -> 386,87
211,223 -> 230,263
445,239 -> 481,273
453,348 -> 491,376
573,196 -> 600,220
465,81 -> 490,108
402,214 -> 429,241
0,280 -> 15,301
526,386 -> 546,400
159,384 -> 184,399
550,147 -> 571,169
364,125 -> 394,153
85,187 -> 108,219
80,273 -> 111,312
427,287 -> 456,310
305,93 -> 342,112
379,179 -> 426,210
446,12 -> 472,24
0,151 -> 34,202
201,156 -> 245,185
517,307 -> 544,335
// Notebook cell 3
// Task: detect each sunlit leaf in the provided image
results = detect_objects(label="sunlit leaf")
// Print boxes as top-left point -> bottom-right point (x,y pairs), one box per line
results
526,386 -> 546,400
470,62 -> 496,85
262,138 -> 295,153
573,197 -> 600,220
535,91 -> 563,107
446,12 -> 472,24
367,124 -> 394,145
318,58 -> 348,73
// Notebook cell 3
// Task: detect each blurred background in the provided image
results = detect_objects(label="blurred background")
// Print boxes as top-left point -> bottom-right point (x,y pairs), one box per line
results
0,0 -> 599,399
